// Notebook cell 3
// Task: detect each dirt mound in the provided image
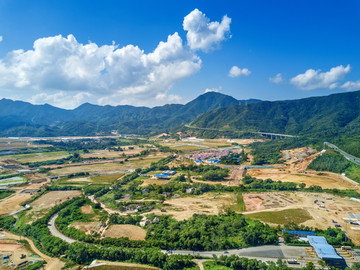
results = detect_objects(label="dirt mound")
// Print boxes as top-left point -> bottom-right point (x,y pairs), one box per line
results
103,225 -> 146,240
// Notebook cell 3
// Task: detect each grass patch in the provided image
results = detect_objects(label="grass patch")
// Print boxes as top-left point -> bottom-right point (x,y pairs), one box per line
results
345,165 -> 360,182
203,261 -> 232,270
0,189 -> 15,200
246,208 -> 312,225
5,151 -> 69,163
222,193 -> 245,212
90,174 -> 123,184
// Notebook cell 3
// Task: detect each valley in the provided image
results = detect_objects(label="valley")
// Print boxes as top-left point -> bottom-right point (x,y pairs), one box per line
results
0,131 -> 360,270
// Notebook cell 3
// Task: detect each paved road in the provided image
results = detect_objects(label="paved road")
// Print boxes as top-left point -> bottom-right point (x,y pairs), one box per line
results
47,212 -> 317,264
48,213 -> 77,244
184,125 -> 229,132
163,245 -> 315,262
324,142 -> 360,166
253,132 -> 297,139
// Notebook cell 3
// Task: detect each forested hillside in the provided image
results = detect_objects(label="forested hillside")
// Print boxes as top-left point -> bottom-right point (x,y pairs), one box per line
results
0,92 -> 259,136
191,90 -> 360,138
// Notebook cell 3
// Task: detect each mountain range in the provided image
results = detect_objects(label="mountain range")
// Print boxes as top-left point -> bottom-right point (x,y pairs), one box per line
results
1,90 -> 360,138
0,92 -> 259,136
190,90 -> 360,138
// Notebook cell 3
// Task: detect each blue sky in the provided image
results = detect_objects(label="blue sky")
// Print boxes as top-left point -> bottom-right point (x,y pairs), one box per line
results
0,0 -> 359,108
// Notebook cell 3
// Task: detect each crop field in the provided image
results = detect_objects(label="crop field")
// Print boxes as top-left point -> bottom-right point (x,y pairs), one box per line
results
0,151 -> 69,163
90,173 -> 124,184
48,157 -> 163,175
170,145 -> 208,152
103,225 -> 147,240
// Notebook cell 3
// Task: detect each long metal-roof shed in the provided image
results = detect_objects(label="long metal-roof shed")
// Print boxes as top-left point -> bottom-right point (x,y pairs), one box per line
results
282,230 -> 316,236
308,236 -> 342,260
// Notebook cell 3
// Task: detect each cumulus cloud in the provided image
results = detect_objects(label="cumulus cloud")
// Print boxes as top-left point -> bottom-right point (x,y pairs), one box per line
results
0,36 -> 3,42
0,9 -> 232,108
183,9 -> 231,51
269,73 -> 284,84
290,64 -> 351,90
228,66 -> 251,78
29,91 -> 92,109
204,88 -> 219,93
340,80 -> 360,91
0,33 -> 201,107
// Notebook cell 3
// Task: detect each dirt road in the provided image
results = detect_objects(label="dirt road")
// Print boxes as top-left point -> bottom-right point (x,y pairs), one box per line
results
3,231 -> 64,270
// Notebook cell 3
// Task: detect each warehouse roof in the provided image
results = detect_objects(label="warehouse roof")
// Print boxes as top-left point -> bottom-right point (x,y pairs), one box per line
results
308,236 -> 342,260
282,230 -> 316,236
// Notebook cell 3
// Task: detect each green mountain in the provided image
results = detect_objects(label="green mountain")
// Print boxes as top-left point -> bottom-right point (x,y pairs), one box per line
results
0,92 -> 260,136
190,90 -> 360,138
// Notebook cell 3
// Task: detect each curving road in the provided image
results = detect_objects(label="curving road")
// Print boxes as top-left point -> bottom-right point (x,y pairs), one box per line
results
48,213 -> 77,244
324,142 -> 360,166
47,213 -> 319,264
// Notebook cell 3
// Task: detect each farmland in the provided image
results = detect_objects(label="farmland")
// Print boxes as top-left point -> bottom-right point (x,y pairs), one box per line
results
1,135 -> 360,269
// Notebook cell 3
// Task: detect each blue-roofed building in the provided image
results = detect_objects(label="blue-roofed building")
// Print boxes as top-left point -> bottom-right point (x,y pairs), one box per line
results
162,170 -> 176,175
195,158 -> 202,164
206,158 -> 220,164
308,236 -> 343,260
282,230 -> 316,237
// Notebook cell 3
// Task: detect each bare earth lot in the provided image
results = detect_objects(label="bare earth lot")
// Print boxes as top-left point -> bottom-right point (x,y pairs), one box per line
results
0,191 -> 33,215
247,147 -> 359,190
243,192 -> 360,245
1,231 -> 64,270
71,221 -> 100,235
24,190 -> 82,222
149,192 -> 239,220
81,205 -> 94,214
31,190 -> 82,209
103,225 -> 147,240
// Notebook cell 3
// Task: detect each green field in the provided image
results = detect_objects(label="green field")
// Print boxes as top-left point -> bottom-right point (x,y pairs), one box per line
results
246,208 -> 312,225
49,157 -> 163,175
0,151 -> 69,163
0,190 -> 15,200
90,174 -> 124,184
203,261 -> 232,270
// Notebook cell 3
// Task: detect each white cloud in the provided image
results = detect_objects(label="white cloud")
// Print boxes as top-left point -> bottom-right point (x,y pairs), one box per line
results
183,9 -> 231,51
29,91 -> 92,109
290,64 -> 351,90
269,73 -> 284,84
340,80 -> 360,91
228,66 -> 251,78
0,36 -> 3,42
0,9 -> 233,108
204,88 -> 219,93
0,32 -> 201,107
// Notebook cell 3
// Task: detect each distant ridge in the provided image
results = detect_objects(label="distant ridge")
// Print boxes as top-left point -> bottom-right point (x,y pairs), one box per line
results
0,92 -> 260,136
190,90 -> 360,138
